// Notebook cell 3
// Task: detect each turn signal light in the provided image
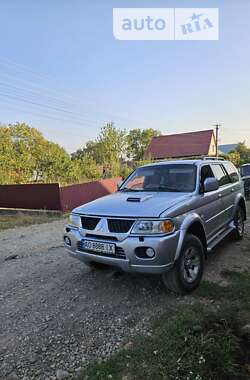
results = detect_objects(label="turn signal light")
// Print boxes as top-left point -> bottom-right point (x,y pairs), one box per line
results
160,220 -> 175,233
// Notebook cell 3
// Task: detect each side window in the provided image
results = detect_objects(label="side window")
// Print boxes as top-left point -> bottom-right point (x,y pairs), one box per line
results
211,164 -> 230,187
200,165 -> 215,187
223,162 -> 240,183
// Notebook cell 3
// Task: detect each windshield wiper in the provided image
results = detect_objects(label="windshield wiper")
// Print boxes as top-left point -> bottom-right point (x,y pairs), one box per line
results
157,186 -> 184,192
119,187 -> 141,192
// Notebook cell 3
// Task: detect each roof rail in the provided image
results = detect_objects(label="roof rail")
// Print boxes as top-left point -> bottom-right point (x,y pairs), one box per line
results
203,156 -> 225,161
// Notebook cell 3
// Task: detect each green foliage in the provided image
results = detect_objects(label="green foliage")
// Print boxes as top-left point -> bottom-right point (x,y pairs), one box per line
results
0,121 -> 159,184
227,151 -> 241,167
71,124 -> 159,180
0,123 -> 76,185
127,128 -> 161,161
227,142 -> 250,166
119,163 -> 133,179
0,123 -> 46,184
76,153 -> 101,181
96,123 -> 126,164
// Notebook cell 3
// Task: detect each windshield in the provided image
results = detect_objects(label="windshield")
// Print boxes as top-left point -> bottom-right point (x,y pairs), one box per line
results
120,164 -> 197,193
240,165 -> 250,177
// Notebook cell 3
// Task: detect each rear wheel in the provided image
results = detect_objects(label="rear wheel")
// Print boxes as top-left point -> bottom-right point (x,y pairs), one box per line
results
162,234 -> 204,295
231,206 -> 245,241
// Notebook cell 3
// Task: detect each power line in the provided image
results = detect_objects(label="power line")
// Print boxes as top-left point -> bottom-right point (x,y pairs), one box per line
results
0,90 -> 109,126
1,102 -> 96,140
0,57 -> 153,128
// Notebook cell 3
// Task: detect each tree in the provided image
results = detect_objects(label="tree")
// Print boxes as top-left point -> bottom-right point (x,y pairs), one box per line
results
36,141 -> 72,184
227,142 -> 250,166
0,123 -> 46,184
0,123 -> 76,185
96,122 -> 126,164
234,142 -> 250,165
72,122 -> 127,178
227,151 -> 241,167
76,153 -> 101,181
126,128 -> 161,161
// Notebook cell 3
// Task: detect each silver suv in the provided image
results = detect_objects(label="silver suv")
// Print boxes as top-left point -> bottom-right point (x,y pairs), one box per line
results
64,159 -> 247,294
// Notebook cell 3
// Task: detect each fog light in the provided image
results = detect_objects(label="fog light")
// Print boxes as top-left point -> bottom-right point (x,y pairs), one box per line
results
64,236 -> 71,246
146,248 -> 155,258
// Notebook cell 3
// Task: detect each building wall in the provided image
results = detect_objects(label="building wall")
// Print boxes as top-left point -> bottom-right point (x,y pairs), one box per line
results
208,134 -> 216,156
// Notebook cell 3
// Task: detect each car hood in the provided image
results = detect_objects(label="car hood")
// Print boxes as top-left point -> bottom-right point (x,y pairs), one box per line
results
73,191 -> 192,218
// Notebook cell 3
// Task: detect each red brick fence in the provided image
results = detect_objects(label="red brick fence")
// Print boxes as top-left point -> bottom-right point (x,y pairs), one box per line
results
0,178 -> 121,212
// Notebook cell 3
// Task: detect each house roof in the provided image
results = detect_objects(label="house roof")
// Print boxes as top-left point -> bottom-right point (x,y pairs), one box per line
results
145,130 -> 215,159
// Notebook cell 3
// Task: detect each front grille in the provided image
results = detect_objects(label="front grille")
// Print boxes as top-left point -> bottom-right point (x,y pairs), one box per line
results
81,217 -> 100,230
77,241 -> 126,259
85,234 -> 118,241
107,219 -> 135,233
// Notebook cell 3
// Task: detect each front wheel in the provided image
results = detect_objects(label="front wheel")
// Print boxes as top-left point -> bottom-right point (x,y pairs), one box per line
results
162,234 -> 204,295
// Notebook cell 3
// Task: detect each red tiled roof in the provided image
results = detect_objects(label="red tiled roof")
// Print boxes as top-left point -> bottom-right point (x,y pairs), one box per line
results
145,130 -> 215,159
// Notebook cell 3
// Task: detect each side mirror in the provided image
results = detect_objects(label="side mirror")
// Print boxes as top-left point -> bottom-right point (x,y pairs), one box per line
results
203,177 -> 219,193
117,180 -> 123,191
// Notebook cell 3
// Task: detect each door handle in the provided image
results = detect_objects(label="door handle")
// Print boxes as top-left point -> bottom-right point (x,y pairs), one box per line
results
218,193 -> 222,198
231,188 -> 235,192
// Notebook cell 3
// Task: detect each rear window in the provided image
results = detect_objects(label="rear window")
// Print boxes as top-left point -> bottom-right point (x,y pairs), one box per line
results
223,162 -> 239,183
211,164 -> 230,187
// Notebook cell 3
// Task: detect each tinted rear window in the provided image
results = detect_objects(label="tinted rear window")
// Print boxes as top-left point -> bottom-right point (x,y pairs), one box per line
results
223,162 -> 239,183
211,164 -> 230,187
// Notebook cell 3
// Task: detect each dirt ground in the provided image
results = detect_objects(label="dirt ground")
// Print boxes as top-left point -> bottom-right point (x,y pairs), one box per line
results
0,218 -> 250,380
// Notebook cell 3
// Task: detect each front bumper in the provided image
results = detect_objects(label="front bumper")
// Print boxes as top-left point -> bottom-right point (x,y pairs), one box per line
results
63,226 -> 180,274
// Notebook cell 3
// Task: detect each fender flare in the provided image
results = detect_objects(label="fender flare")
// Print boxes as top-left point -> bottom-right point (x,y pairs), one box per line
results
233,194 -> 247,220
174,213 -> 207,261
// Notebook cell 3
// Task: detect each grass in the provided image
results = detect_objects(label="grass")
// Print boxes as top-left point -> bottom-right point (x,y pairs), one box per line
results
77,203 -> 250,380
0,211 -> 64,231
78,271 -> 250,380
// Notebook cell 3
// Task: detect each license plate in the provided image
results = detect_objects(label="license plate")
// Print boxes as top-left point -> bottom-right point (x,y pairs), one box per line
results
81,240 -> 115,255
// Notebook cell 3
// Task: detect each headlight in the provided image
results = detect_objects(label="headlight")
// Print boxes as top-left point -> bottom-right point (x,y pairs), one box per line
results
131,219 -> 175,235
68,213 -> 81,228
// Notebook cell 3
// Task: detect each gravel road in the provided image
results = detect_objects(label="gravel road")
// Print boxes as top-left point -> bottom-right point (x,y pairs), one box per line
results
0,219 -> 249,380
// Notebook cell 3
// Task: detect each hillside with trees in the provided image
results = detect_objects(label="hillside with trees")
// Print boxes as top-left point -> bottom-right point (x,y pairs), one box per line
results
0,122 -> 160,185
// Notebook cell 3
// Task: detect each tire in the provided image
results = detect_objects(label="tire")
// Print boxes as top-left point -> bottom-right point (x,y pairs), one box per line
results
162,234 -> 204,295
231,206 -> 245,241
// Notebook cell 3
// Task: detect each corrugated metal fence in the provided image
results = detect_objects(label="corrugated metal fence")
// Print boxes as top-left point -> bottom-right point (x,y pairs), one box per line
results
59,178 -> 120,212
0,178 -> 121,212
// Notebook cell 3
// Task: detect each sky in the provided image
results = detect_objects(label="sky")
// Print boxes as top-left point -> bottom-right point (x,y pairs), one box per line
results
0,0 -> 249,152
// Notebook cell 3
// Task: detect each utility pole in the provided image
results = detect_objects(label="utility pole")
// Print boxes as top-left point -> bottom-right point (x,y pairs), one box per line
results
213,123 -> 221,157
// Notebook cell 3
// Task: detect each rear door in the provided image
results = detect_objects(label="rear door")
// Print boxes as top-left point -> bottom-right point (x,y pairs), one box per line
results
211,164 -> 232,227
222,162 -> 241,221
198,164 -> 224,238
